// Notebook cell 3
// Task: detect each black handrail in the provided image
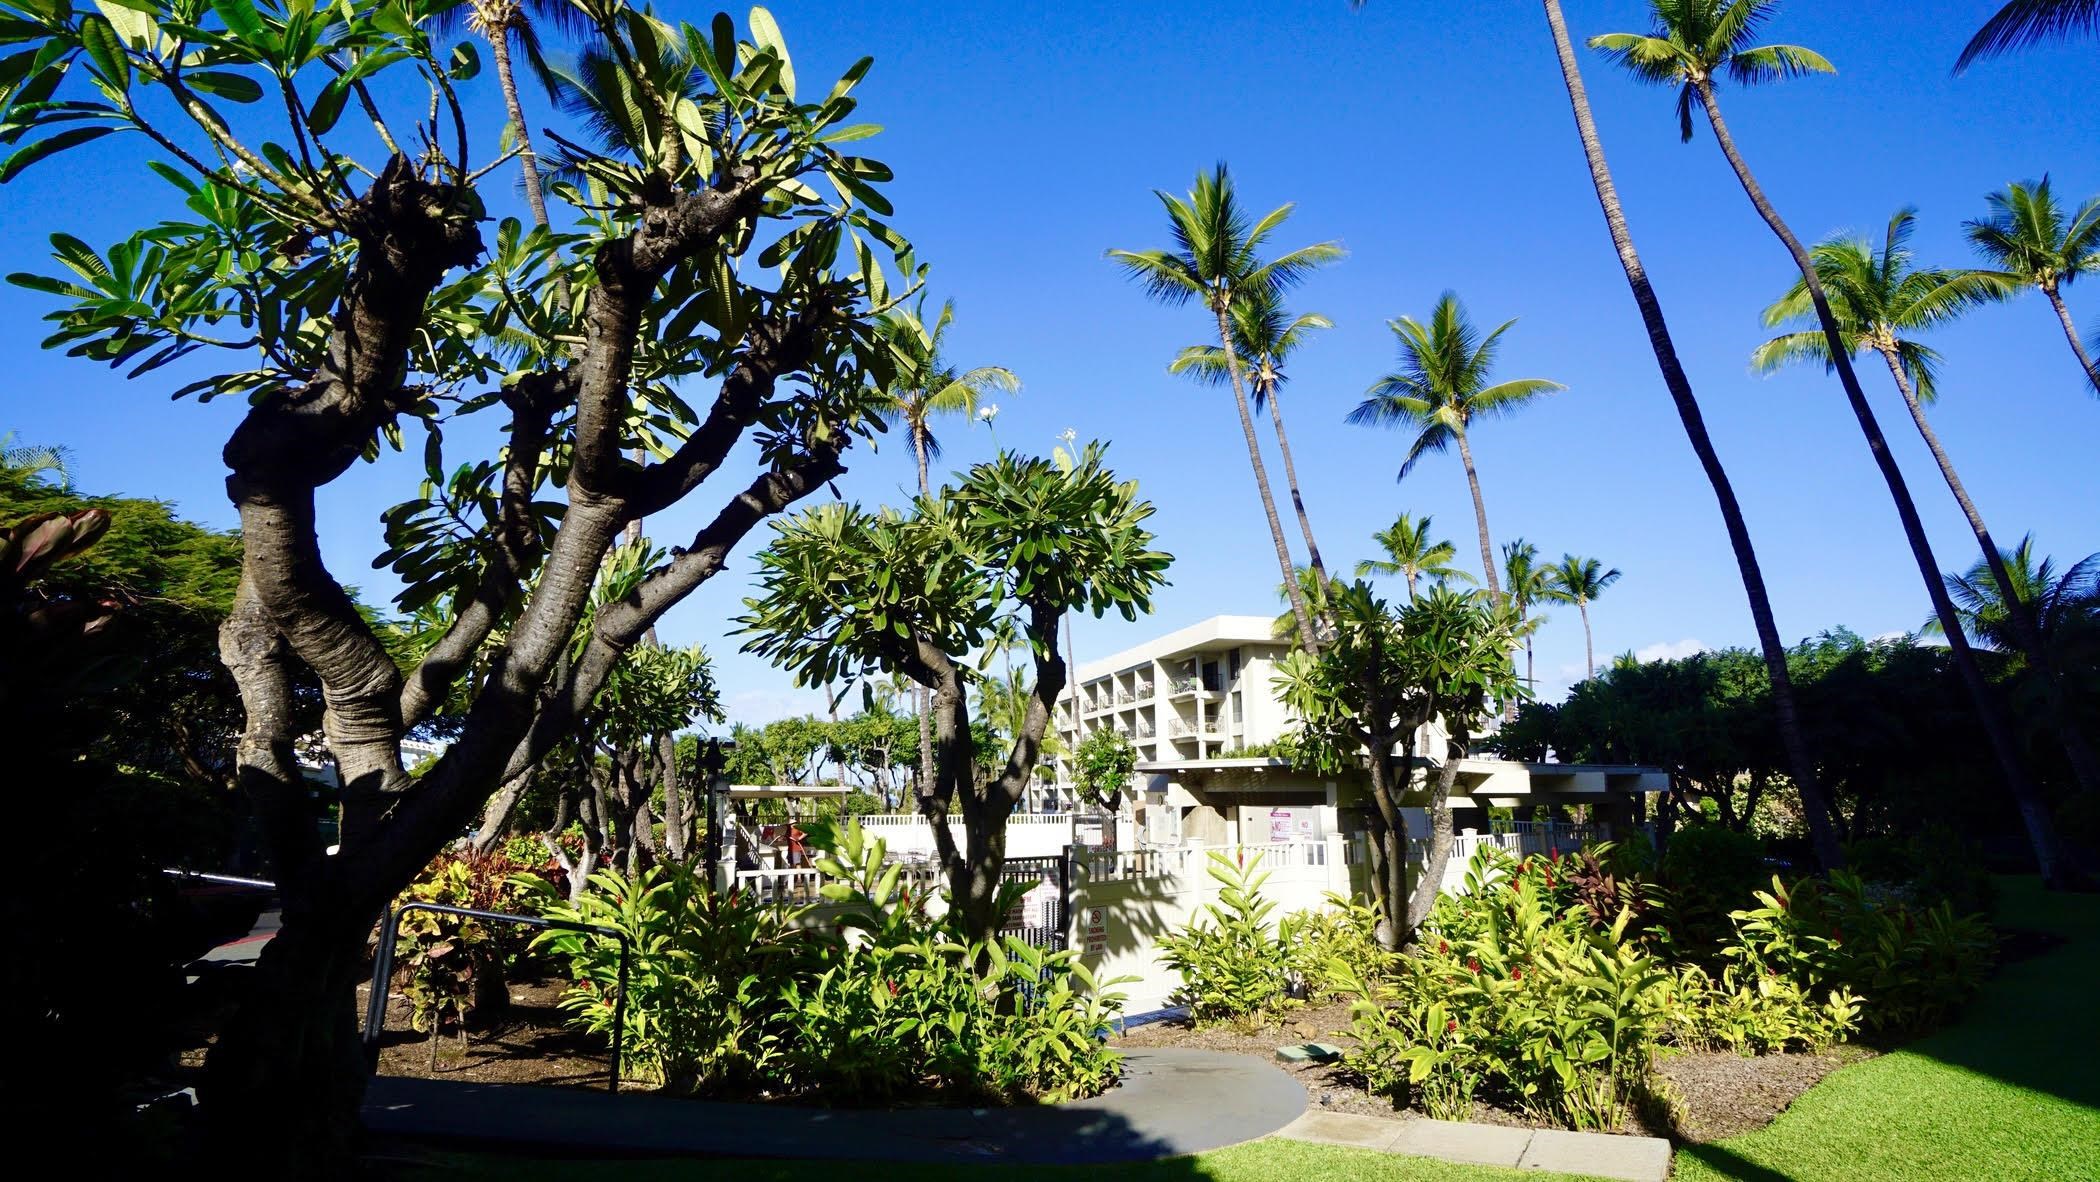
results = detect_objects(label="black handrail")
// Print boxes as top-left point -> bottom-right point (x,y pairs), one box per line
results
362,901 -> 631,1093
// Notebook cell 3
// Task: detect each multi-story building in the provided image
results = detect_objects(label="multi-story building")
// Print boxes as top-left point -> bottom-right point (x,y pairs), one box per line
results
1055,614 -> 1661,846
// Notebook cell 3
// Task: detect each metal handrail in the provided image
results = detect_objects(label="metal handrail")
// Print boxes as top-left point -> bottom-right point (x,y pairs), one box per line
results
362,901 -> 631,1093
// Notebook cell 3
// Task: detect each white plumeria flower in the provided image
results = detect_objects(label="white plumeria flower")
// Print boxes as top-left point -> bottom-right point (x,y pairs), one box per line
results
978,404 -> 1000,422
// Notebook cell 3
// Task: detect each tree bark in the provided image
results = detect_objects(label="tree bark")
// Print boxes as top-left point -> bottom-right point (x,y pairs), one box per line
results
1264,389 -> 1332,595
1408,734 -> 1465,930
1579,598 -> 1594,681
1694,78 -> 2072,889
1537,0 -> 1843,872
1875,347 -> 2100,803
1454,430 -> 1502,604
2043,284 -> 2100,394
469,769 -> 534,855
1217,304 -> 1316,653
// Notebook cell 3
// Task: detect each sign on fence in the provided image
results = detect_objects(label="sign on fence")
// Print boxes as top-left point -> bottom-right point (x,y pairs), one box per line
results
1083,906 -> 1108,954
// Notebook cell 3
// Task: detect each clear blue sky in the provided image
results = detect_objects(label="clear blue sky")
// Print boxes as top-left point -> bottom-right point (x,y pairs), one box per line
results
3,1 -> 2096,729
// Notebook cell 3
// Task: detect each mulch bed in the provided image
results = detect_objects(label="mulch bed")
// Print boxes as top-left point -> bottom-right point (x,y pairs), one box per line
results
1650,1045 -> 1876,1143
364,977 -> 618,1090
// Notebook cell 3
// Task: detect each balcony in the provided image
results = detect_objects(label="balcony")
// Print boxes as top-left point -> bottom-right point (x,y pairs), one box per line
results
1168,677 -> 1223,698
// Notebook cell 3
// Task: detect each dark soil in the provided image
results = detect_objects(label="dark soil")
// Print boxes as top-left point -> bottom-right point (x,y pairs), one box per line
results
363,977 -> 618,1090
1997,927 -> 2068,966
1650,1045 -> 1877,1143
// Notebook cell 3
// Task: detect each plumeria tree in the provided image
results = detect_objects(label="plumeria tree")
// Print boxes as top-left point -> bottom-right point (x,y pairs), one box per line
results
0,1 -> 920,1160
1276,582 -> 1521,948
739,445 -> 1171,938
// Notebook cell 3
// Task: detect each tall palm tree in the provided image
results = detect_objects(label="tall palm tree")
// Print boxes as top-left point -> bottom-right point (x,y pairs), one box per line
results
1502,538 -> 1556,710
435,1 -> 582,236
1756,209 -> 2100,801
1110,164 -> 1344,652
1534,0 -> 1842,873
1548,554 -> 1622,681
873,297 -> 1017,803
1957,1 -> 2100,71
875,299 -> 1021,498
1171,287 -> 1339,586
1347,292 -> 1561,607
1593,0 -> 2076,888
1964,177 -> 2100,394
1927,536 -> 2099,654
1356,512 -> 1473,600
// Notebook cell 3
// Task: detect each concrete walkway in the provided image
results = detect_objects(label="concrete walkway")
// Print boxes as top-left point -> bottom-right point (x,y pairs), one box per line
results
1275,1110 -> 1670,1182
365,1047 -> 1306,1164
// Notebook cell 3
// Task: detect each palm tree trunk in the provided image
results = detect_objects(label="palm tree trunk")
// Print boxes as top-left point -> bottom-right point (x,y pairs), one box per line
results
1264,392 -> 1332,591
1538,0 -> 1844,873
1453,431 -> 1502,603
1579,598 -> 1594,681
1695,79 -> 2073,889
1217,305 -> 1317,654
2043,284 -> 2100,394
1875,347 -> 2100,802
490,33 -> 552,233
913,427 -> 937,803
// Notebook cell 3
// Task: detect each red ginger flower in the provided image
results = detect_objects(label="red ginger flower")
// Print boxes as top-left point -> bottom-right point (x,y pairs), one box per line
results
1511,967 -> 1523,981
1468,958 -> 1480,973
1447,1019 -> 1458,1033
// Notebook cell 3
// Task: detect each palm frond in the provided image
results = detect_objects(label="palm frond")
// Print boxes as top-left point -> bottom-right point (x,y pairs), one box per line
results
1957,0 -> 2100,72
1726,43 -> 1836,85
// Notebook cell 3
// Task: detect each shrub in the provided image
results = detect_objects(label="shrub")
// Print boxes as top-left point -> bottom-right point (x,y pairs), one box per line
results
390,849 -> 555,1058
1665,963 -> 1861,1055
1282,893 -> 1387,1000
1659,824 -> 1769,959
1158,851 -> 1296,1025
1725,872 -> 1993,1035
522,862 -> 812,1092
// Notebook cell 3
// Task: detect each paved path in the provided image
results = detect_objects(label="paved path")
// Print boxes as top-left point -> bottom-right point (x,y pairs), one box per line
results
365,1047 -> 1306,1164
1276,1110 -> 1671,1182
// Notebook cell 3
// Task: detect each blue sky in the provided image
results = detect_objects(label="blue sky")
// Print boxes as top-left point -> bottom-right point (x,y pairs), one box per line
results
3,1 -> 2096,729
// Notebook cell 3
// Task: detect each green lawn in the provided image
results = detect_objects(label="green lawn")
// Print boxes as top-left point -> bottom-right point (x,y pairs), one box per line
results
433,1138 -> 1607,1182
1675,875 -> 2100,1182
427,877 -> 2098,1182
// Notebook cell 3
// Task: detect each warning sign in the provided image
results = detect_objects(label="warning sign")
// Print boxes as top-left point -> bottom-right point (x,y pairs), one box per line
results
1084,906 -> 1108,954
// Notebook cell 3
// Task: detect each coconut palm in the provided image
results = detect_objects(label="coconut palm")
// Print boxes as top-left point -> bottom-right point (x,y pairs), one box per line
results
1534,0 -> 1842,871
1356,512 -> 1474,600
1271,565 -> 1345,648
1756,210 -> 2100,800
1502,539 -> 1556,709
1957,1 -> 2100,71
1110,164 -> 1343,651
434,1 -> 583,234
1927,536 -> 2100,655
1172,287 -> 1337,586
1593,0 -> 2076,888
1347,293 -> 1561,606
875,298 -> 1020,499
1547,555 -> 1622,681
1964,177 -> 2100,394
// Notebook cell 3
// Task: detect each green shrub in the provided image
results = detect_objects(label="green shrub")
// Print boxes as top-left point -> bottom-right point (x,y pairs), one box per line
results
1282,893 -> 1387,999
1726,872 -> 1994,1035
1665,963 -> 1861,1055
1158,851 -> 1296,1025
391,849 -> 556,1055
1659,824 -> 1769,958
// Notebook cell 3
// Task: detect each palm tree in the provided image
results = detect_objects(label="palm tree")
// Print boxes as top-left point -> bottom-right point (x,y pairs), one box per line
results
875,299 -> 1020,498
1928,536 -> 2099,654
1548,554 -> 1622,681
1110,164 -> 1344,652
1271,565 -> 1344,648
1171,287 -> 1338,586
1534,0 -> 1844,873
1502,539 -> 1556,710
1757,209 -> 2100,801
1593,0 -> 2076,888
1964,177 -> 2100,394
1347,292 -> 1561,607
1356,512 -> 1474,600
1957,1 -> 2100,71
435,1 -> 583,236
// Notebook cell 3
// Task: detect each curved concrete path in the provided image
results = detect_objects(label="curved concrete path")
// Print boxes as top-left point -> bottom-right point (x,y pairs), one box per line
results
364,1048 -> 1307,1164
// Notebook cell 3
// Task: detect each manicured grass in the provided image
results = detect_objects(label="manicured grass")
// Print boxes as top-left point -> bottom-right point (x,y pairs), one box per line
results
1675,876 -> 2100,1182
434,1139 -> 1608,1182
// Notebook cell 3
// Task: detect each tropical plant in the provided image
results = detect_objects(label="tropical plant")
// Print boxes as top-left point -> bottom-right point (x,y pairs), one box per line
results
1547,554 -> 1622,681
1756,209 -> 2100,802
1172,285 -> 1337,586
1281,894 -> 1388,1000
1963,177 -> 2100,394
1956,1 -> 2100,71
1357,512 -> 1473,600
1591,0 -> 2075,889
1109,164 -> 1342,650
432,0 -> 580,237
1929,535 -> 2100,655
1071,726 -> 1138,811
1158,851 -> 1297,1025
0,3 -> 920,1157
389,849 -> 554,1068
1347,292 -> 1562,605
740,445 -> 1172,938
1530,0 -> 1840,873
1502,538 -> 1556,710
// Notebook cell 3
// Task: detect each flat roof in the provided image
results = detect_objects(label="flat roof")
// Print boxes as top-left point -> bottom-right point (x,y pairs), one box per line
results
1067,614 -> 1282,689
